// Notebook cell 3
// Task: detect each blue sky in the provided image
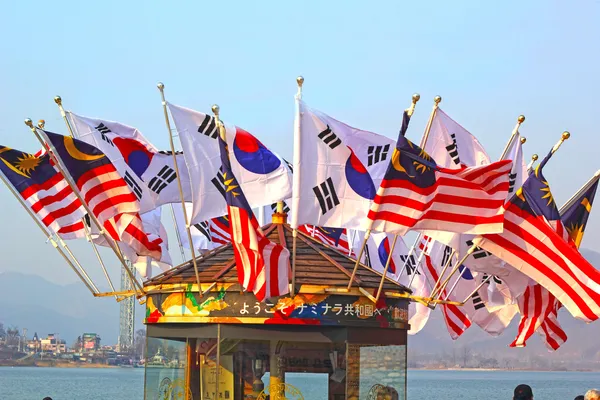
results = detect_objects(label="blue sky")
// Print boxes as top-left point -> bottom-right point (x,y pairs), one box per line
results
0,0 -> 599,286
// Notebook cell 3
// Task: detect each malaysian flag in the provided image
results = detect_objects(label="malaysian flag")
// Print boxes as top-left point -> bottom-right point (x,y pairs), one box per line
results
367,116 -> 513,236
0,145 -> 86,239
477,151 -> 600,323
531,176 -> 598,350
210,215 -> 232,246
217,129 -> 289,301
39,130 -> 162,260
298,224 -> 352,254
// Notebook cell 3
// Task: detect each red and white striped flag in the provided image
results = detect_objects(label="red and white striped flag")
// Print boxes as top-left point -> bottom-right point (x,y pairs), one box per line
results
367,132 -> 512,236
41,130 -> 162,260
218,132 -> 289,301
510,284 -> 559,347
210,216 -> 232,246
476,156 -> 600,323
0,146 -> 86,239
420,238 -> 472,339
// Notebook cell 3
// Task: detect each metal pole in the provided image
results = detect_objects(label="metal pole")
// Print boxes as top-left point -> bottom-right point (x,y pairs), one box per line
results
0,169 -> 97,295
559,170 -> 600,214
82,222 -> 117,295
25,120 -> 145,296
291,76 -> 303,296
55,97 -> 140,296
157,83 -> 203,294
169,203 -> 188,262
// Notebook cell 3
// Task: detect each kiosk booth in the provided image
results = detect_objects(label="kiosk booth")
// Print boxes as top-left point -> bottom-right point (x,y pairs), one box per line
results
142,217 -> 411,400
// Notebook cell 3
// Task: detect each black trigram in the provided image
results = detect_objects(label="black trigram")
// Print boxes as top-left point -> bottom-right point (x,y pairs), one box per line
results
471,290 -> 486,310
197,114 -> 218,139
124,171 -> 143,200
508,172 -> 517,193
482,273 -> 502,285
158,150 -> 184,156
400,255 -> 420,275
313,177 -> 340,215
465,239 -> 492,259
367,144 -> 390,166
270,202 -> 290,214
211,167 -> 226,198
95,123 -> 114,146
445,133 -> 460,165
318,125 -> 342,150
363,246 -> 372,268
441,245 -> 454,267
283,158 -> 293,174
84,213 -> 91,228
149,166 -> 177,194
193,221 -> 211,241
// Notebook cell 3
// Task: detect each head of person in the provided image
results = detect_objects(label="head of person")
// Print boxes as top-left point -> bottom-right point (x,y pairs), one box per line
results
576,396 -> 585,400
43,398 -> 53,400
514,384 -> 533,400
585,389 -> 600,400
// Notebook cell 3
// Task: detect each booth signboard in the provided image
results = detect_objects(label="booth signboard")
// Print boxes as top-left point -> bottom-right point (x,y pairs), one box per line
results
146,291 -> 409,328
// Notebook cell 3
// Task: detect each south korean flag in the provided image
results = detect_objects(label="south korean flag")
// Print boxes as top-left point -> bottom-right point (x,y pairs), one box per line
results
360,232 -> 431,334
68,112 -> 192,213
291,101 -> 394,230
167,103 -> 292,225
424,108 -> 490,169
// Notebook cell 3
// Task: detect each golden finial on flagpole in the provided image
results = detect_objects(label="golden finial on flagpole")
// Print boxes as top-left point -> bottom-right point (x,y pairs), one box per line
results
434,95 -> 442,105
296,76 -> 304,87
532,154 -> 539,161
407,93 -> 420,117
37,120 -> 45,129
24,118 -> 33,128
157,82 -> 165,91
518,115 -> 525,124
54,96 -> 62,106
520,137 -> 526,144
562,131 -> 571,140
211,104 -> 220,119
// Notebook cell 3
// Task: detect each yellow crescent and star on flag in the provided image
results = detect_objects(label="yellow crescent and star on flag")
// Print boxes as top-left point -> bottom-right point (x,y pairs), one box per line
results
390,139 -> 433,178
0,146 -> 42,179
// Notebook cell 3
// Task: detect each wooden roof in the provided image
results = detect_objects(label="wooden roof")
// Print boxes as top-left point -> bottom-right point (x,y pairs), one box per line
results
145,223 -> 410,294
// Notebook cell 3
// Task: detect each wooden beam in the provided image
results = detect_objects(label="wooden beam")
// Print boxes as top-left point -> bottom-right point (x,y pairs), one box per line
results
296,234 -> 363,285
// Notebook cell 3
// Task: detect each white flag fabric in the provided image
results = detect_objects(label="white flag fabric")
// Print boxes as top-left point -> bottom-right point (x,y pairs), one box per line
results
425,108 -> 490,168
68,112 -> 191,213
422,131 -> 530,306
130,208 -> 172,278
424,238 -> 517,336
172,203 -> 215,252
362,232 -> 431,334
167,102 -> 292,224
291,100 -> 394,230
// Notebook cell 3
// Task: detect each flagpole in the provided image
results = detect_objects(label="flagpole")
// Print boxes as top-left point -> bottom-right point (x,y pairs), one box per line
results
0,169 -> 98,295
54,98 -> 126,297
24,119 -> 146,296
559,169 -> 600,214
428,248 -> 456,299
347,93 -> 423,292
431,126 -> 529,302
82,222 -> 117,296
499,115 -> 526,160
157,83 -> 203,295
373,94 -> 421,302
169,203 -> 188,263
291,76 -> 304,296
432,246 -> 476,301
526,153 -> 538,172
392,96 -> 443,288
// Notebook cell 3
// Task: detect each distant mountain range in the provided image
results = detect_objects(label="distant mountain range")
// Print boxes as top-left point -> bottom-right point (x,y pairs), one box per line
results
2,249 -> 600,357
0,271 -> 145,345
